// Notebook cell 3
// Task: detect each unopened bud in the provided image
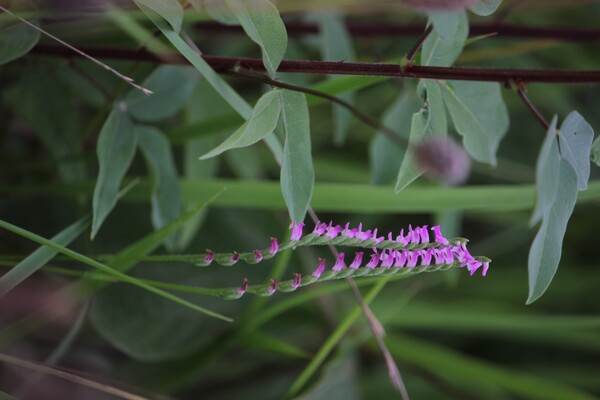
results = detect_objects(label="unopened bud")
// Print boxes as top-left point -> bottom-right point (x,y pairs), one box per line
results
415,137 -> 471,185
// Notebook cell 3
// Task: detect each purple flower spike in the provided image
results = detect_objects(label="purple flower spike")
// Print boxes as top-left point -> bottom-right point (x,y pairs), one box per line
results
267,279 -> 279,295
291,273 -> 302,289
253,250 -> 263,263
237,278 -> 249,296
290,221 -> 305,241
380,249 -> 394,268
313,221 -> 327,236
431,225 -> 450,245
204,249 -> 215,265
419,225 -> 430,243
394,250 -> 408,268
332,253 -> 346,272
349,252 -> 364,269
229,251 -> 240,264
366,253 -> 380,269
312,258 -> 326,278
482,261 -> 490,277
325,223 -> 342,239
269,237 -> 279,255
406,250 -> 419,268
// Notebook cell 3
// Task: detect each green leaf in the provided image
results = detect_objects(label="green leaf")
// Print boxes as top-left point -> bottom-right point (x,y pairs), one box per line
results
469,0 -> 503,16
296,353 -> 359,400
592,136 -> 600,167
370,91 -> 421,185
422,10 -> 468,67
558,111 -> 594,191
137,126 -> 182,251
531,117 -> 560,226
200,90 -> 282,159
527,123 -> 579,304
201,0 -> 239,25
91,108 -> 138,239
132,0 -> 184,33
279,91 -> 314,223
441,80 -> 509,165
0,217 -> 89,297
0,21 -> 40,65
395,80 -> 447,192
316,12 -> 356,145
225,0 -> 287,78
429,10 -> 461,40
125,66 -> 197,122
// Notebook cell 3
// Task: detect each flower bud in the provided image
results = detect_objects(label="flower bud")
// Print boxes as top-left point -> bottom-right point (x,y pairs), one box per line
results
415,137 -> 471,185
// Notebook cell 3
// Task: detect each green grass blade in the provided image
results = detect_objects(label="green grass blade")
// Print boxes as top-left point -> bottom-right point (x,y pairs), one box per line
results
0,217 -> 89,297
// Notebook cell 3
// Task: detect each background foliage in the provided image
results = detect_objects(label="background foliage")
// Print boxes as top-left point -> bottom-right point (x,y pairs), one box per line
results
1,0 -> 600,399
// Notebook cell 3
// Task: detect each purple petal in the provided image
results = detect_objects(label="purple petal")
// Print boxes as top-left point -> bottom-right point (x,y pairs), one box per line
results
290,221 -> 305,241
269,237 -> 279,255
312,258 -> 326,278
349,252 -> 364,269
332,252 -> 346,272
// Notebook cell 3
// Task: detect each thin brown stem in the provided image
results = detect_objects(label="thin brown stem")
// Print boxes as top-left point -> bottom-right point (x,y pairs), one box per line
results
32,45 -> 600,84
404,25 -> 433,64
229,68 -> 407,147
516,83 -> 550,130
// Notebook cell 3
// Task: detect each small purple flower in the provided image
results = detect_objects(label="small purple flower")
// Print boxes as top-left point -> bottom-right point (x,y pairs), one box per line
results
229,251 -> 240,264
253,250 -> 263,263
420,248 -> 434,266
291,273 -> 302,289
419,225 -> 430,243
290,221 -> 305,241
332,252 -> 346,272
313,221 -> 327,236
433,248 -> 444,265
237,278 -> 249,296
357,229 -> 372,241
482,261 -> 490,277
372,229 -> 385,244
267,279 -> 279,295
312,258 -> 326,278
443,246 -> 454,264
349,252 -> 364,269
341,223 -> 357,238
431,225 -> 449,245
406,250 -> 419,268
366,252 -> 380,269
380,249 -> 394,268
204,249 -> 215,265
394,250 -> 408,268
408,225 -> 420,244
467,260 -> 483,276
396,229 -> 411,246
325,222 -> 342,239
269,237 -> 279,255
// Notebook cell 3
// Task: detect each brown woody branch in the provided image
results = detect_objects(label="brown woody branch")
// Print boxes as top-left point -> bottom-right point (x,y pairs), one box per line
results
33,45 -> 600,84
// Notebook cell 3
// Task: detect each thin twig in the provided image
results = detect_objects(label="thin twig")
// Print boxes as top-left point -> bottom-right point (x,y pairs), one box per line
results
0,5 -> 152,95
516,83 -> 550,130
228,67 -> 407,147
32,45 -> 600,84
404,25 -> 433,64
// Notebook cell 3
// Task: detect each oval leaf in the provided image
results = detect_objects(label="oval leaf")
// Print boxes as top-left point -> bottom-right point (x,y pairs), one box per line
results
279,91 -> 314,223
0,21 -> 40,66
469,0 -> 503,16
137,126 -> 182,251
558,111 -> 594,191
527,161 -> 578,304
225,0 -> 287,78
91,108 -> 138,239
133,0 -> 183,33
429,10 -> 461,40
422,10 -> 468,67
125,66 -> 197,122
395,80 -> 447,192
200,90 -> 281,159
441,80 -> 509,165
